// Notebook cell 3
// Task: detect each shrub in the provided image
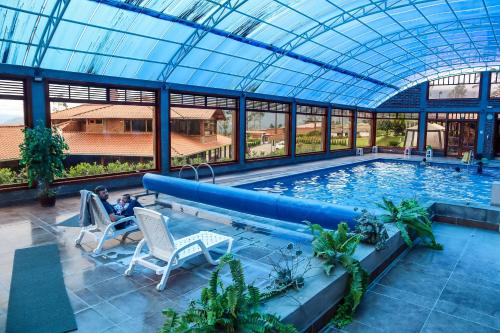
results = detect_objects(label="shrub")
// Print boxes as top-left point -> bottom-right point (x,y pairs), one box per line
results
65,162 -> 106,178
0,168 -> 20,185
353,210 -> 389,251
309,222 -> 369,328
377,198 -> 443,250
161,254 -> 297,333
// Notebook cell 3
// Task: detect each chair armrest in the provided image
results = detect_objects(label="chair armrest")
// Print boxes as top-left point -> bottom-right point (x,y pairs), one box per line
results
107,216 -> 137,231
171,239 -> 205,261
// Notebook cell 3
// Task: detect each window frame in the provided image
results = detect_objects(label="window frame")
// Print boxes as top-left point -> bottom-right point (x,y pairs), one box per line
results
330,108 -> 354,152
244,98 -> 292,162
424,112 -> 479,153
0,75 -> 32,191
355,111 -> 375,148
45,79 -> 161,184
374,112 -> 420,149
295,103 -> 328,156
488,72 -> 500,99
169,90 -> 240,170
427,73 -> 481,100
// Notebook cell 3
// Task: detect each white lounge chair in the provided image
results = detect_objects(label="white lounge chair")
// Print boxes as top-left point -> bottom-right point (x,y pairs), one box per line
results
75,190 -> 139,255
125,207 -> 233,291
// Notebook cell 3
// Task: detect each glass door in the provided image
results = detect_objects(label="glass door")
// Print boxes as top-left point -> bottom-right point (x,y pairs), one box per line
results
495,118 -> 500,156
446,121 -> 460,156
461,122 -> 476,155
446,121 -> 476,157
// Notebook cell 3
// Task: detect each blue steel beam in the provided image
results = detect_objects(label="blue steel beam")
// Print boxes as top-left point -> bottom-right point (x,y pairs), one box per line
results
32,0 -> 71,68
88,0 -> 398,90
294,14 -> 499,101
291,0 -> 490,100
234,0 -> 436,92
157,0 -> 249,82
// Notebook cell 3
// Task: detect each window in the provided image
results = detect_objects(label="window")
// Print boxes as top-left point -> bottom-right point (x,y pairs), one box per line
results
331,109 -> 353,150
489,72 -> 500,98
246,99 -> 290,160
0,78 -> 27,186
296,105 -> 327,155
356,112 -> 374,148
170,92 -> 238,167
375,113 -> 419,148
425,113 -> 478,150
48,82 -> 158,179
428,73 -> 480,99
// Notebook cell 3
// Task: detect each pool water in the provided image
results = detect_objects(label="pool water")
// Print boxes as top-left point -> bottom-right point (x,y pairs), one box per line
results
238,160 -> 500,210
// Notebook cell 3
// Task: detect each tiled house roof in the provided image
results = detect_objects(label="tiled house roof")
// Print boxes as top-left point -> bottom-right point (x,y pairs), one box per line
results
51,104 -> 154,120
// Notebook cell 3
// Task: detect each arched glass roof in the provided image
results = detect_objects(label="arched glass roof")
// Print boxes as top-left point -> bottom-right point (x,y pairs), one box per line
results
0,0 -> 499,107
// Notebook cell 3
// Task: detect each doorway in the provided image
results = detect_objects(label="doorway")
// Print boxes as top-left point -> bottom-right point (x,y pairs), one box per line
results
495,116 -> 500,156
446,121 -> 477,157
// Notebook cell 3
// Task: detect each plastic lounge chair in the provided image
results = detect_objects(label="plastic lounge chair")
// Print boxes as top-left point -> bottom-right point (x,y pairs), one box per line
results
125,207 -> 233,291
75,191 -> 139,255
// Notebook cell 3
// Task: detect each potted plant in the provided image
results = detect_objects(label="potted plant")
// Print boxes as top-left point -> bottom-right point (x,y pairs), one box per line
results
19,121 -> 68,207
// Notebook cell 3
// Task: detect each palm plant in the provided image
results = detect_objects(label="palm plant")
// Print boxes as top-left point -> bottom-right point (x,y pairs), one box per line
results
161,254 -> 297,333
309,223 -> 369,328
377,198 -> 443,250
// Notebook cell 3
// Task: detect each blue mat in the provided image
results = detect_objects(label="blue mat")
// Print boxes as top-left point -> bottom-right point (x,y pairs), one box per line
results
56,214 -> 80,228
6,244 -> 77,333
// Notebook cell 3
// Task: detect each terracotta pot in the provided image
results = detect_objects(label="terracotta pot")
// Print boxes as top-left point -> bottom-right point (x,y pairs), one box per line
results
39,195 -> 56,207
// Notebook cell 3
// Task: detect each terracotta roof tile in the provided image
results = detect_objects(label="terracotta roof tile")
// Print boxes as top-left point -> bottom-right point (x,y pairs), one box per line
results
0,126 -> 233,160
51,104 -> 154,120
170,107 -> 225,120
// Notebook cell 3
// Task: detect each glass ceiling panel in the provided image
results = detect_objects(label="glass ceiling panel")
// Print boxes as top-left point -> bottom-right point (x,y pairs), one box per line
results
0,0 -> 498,107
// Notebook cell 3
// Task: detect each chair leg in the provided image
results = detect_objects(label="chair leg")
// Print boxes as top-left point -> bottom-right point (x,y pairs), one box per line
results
125,239 -> 146,276
156,262 -> 174,291
74,229 -> 85,245
202,248 -> 218,265
93,235 -> 108,255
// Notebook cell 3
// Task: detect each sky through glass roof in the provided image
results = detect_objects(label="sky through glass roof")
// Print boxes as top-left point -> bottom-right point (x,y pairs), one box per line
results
0,0 -> 498,107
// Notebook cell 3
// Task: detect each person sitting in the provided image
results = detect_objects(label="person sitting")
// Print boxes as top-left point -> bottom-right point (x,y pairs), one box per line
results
94,186 -> 135,230
121,193 -> 143,217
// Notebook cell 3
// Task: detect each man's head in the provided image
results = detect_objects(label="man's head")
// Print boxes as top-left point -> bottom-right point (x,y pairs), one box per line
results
94,185 -> 109,200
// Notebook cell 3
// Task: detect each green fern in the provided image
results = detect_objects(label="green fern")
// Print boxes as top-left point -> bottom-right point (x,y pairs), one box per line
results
309,222 -> 369,328
160,254 -> 297,333
377,198 -> 443,250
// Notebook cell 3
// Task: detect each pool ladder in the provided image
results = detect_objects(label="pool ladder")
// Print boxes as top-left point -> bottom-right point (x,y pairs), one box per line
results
179,163 -> 215,184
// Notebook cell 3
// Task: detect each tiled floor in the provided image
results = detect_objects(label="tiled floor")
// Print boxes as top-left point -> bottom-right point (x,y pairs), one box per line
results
0,192 -> 313,333
0,154 -> 499,333
324,223 -> 500,333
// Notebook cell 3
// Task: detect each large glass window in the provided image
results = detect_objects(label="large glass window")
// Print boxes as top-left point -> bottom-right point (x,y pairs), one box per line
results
0,79 -> 26,186
48,83 -> 158,179
426,113 -> 478,152
246,99 -> 290,160
429,73 -> 480,99
170,92 -> 237,167
296,105 -> 327,155
376,113 -> 419,148
331,109 -> 353,150
356,112 -> 374,148
426,113 -> 447,150
489,72 -> 500,98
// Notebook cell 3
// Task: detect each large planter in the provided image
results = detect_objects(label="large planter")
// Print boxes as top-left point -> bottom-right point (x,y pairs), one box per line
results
39,194 -> 56,207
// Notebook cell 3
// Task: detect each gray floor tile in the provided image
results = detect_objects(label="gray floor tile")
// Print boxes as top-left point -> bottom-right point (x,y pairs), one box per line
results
439,277 -> 500,318
74,308 -> 114,333
346,291 -> 430,333
421,310 -> 500,333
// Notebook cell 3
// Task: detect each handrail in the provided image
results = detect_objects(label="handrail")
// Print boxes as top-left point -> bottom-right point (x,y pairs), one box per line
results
196,163 -> 215,184
178,164 -> 199,181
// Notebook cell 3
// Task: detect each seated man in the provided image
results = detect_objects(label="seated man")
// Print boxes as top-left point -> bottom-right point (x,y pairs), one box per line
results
94,186 -> 136,230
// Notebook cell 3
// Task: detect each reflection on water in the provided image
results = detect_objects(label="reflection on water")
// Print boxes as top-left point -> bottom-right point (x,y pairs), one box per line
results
241,161 -> 500,209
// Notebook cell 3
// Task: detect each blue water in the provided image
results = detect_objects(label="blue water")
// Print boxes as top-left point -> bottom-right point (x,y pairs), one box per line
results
238,160 -> 500,210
